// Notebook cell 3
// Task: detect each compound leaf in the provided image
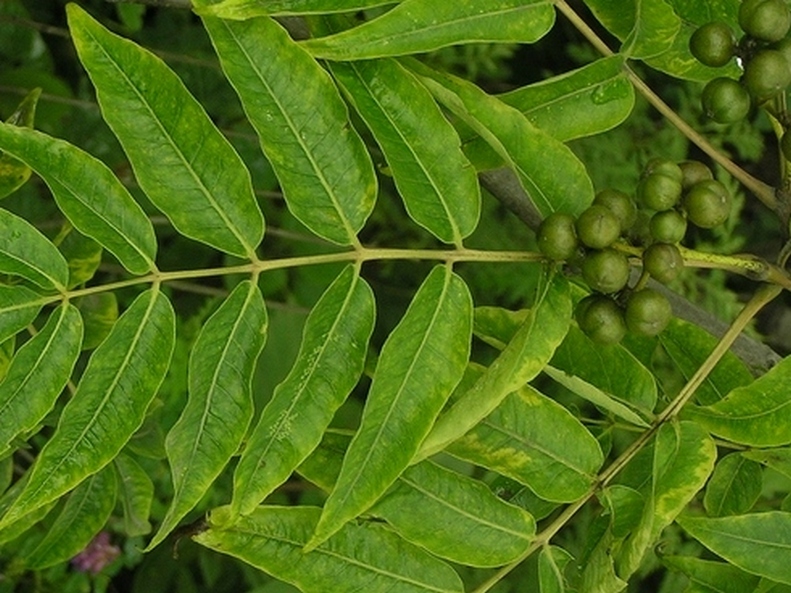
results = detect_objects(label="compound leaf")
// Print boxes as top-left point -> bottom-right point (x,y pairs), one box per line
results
0,208 -> 68,292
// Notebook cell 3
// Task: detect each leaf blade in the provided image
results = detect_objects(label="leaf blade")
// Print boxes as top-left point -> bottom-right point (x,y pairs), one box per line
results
0,285 -> 45,344
198,0 -> 397,18
0,208 -> 68,291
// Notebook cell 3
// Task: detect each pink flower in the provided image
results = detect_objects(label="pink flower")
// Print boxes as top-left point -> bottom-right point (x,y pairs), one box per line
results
71,532 -> 121,574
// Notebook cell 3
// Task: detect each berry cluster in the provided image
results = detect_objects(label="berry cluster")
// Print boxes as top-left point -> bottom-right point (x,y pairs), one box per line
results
690,0 -> 791,123
536,159 -> 734,345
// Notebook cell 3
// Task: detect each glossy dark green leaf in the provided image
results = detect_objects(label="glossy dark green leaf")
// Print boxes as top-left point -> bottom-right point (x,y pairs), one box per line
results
199,13 -> 376,245
196,506 -> 464,593
417,272 -> 571,460
447,385 -> 603,502
330,59 -> 479,244
67,4 -> 264,259
308,266 -> 472,548
661,318 -> 754,406
677,512 -> 791,585
0,88 -> 39,200
685,355 -> 791,447
114,453 -> 154,537
414,62 -> 594,218
539,545 -> 573,593
704,453 -> 763,517
0,285 -> 43,345
150,280 -> 267,549
0,304 -> 83,456
662,556 -> 761,593
0,208 -> 68,291
23,466 -> 117,569
197,0 -> 396,18
0,288 -> 175,529
0,123 -> 157,275
232,266 -> 374,517
302,0 -> 555,60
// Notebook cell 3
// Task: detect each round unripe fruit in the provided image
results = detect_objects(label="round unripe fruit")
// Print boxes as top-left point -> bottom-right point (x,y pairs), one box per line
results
637,172 -> 683,211
739,0 -> 791,42
684,179 -> 732,228
625,289 -> 673,337
643,243 -> 684,284
772,36 -> 791,67
576,204 -> 622,249
701,77 -> 751,123
642,158 -> 684,183
679,160 -> 714,189
649,210 -> 688,243
581,249 -> 631,294
537,213 -> 579,260
743,49 -> 791,101
576,295 -> 627,345
689,22 -> 737,67
593,188 -> 637,230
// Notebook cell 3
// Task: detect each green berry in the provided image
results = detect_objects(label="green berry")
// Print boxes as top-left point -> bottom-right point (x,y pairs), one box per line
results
537,213 -> 579,260
649,210 -> 688,243
643,243 -> 685,284
593,188 -> 637,230
576,295 -> 627,345
743,49 -> 791,101
689,22 -> 737,67
701,77 -> 752,123
683,179 -> 732,228
581,249 -> 631,294
625,289 -> 672,337
576,204 -> 622,249
679,160 -> 714,189
642,158 -> 684,183
637,172 -> 683,211
739,0 -> 791,43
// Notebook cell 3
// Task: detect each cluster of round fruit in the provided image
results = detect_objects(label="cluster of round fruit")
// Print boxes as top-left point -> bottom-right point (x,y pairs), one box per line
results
690,0 -> 791,123
536,159 -> 733,345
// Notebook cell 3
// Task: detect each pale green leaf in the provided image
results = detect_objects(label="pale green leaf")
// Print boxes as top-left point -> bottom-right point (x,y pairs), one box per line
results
297,430 -> 349,492
414,62 -> 594,218
114,453 -> 154,537
0,123 -> 157,275
685,355 -> 791,447
197,0 -> 397,18
538,545 -> 573,593
0,88 -> 39,200
662,555 -> 761,593
199,13 -> 376,245
704,453 -> 763,517
232,265 -> 374,516
0,288 -> 175,529
195,506 -> 464,593
67,4 -> 264,259
677,512 -> 791,586
150,280 -> 267,549
417,272 -> 571,460
0,304 -> 83,456
308,266 -> 472,548
447,385 -> 603,502
330,58 -> 479,244
23,466 -> 117,569
302,0 -> 555,60
0,208 -> 68,291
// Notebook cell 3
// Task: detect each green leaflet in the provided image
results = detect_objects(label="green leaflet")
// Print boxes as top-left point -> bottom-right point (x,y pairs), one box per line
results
329,59 -> 480,244
23,466 -> 117,569
446,385 -> 603,502
0,288 -> 175,529
660,318 -> 754,406
195,506 -> 464,593
538,546 -> 573,593
76,292 -> 118,350
56,227 -> 103,289
703,453 -> 762,517
197,0 -> 397,18
0,124 -> 157,275
232,265 -> 374,517
150,280 -> 267,550
685,355 -> 791,447
67,5 -> 264,259
677,512 -> 791,586
413,62 -> 594,218
114,453 -> 154,537
0,337 -> 13,383
0,208 -> 68,292
661,556 -> 761,593
0,88 -> 39,200
301,0 -> 555,60
307,266 -> 472,548
0,304 -> 83,456
583,0 -> 680,59
199,13 -> 376,246
0,285 -> 52,360
743,448 -> 791,481
416,272 -> 571,460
